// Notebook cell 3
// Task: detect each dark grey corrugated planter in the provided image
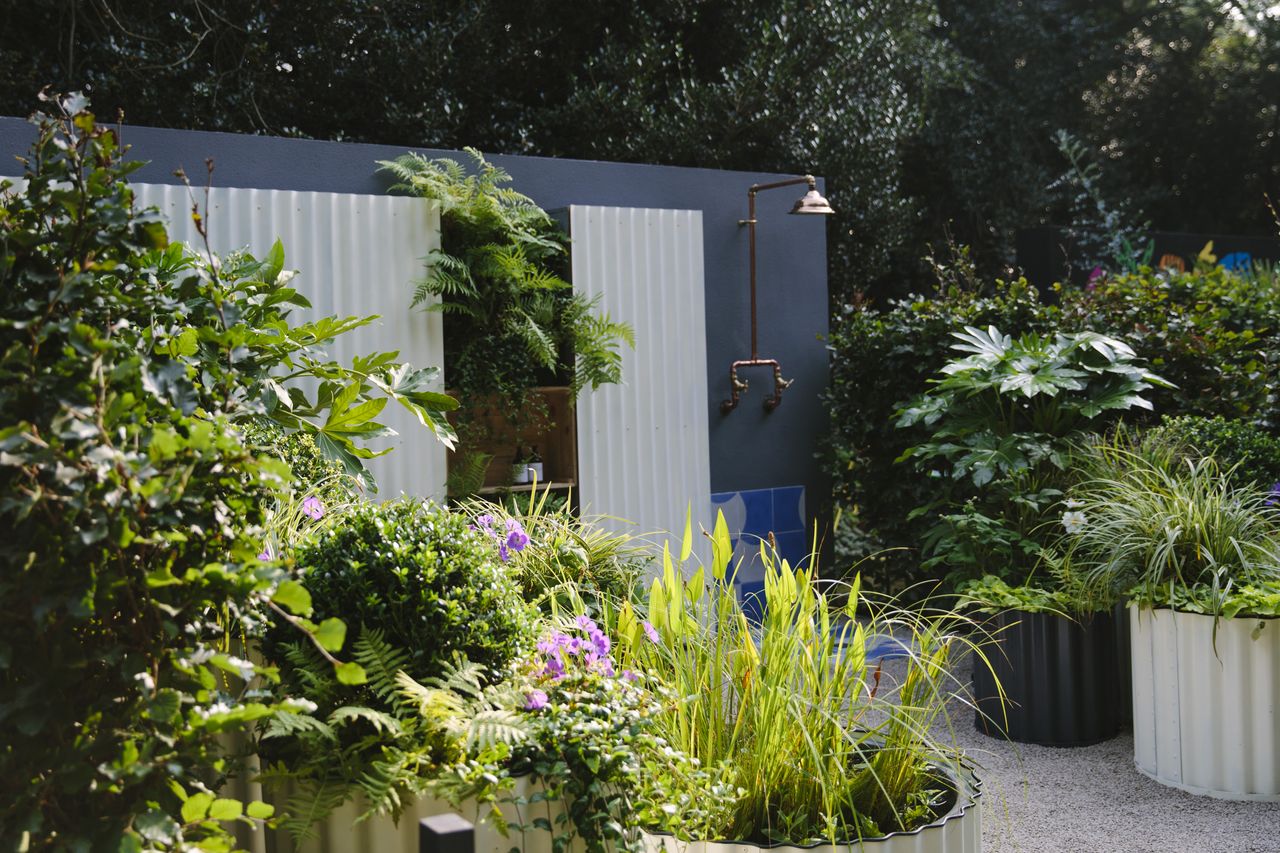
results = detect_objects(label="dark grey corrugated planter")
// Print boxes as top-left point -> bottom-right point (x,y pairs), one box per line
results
973,609 -> 1122,747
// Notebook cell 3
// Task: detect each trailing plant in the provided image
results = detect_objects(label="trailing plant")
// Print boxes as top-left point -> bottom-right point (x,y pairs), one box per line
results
896,325 -> 1168,587
1071,440 -> 1280,618
379,150 -> 633,491
613,513 -> 987,844
1140,582 -> 1280,619
0,93 -> 406,850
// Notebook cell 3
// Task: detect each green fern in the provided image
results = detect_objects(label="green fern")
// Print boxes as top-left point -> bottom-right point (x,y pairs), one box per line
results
353,628 -> 413,705
379,148 -> 633,492
278,778 -> 348,840
330,705 -> 404,736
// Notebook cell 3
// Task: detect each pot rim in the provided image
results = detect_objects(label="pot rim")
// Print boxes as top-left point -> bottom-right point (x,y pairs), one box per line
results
1130,603 -> 1280,621
638,758 -> 982,850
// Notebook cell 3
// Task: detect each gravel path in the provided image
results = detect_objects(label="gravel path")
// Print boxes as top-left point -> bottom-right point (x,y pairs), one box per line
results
940,659 -> 1280,853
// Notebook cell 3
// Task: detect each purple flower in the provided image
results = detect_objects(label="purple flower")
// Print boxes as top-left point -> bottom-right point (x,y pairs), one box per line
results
257,546 -> 274,561
498,542 -> 510,562
476,514 -> 494,529
566,637 -> 583,656
524,690 -> 549,711
536,638 -> 555,655
589,629 -> 611,657
575,615 -> 599,633
1267,483 -> 1280,506
596,658 -> 615,677
621,669 -> 639,683
642,621 -> 659,645
301,496 -> 325,520
543,652 -> 565,679
506,530 -> 529,554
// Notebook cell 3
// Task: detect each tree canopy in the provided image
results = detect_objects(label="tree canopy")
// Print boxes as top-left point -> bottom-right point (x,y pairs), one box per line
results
3,1 -> 1276,298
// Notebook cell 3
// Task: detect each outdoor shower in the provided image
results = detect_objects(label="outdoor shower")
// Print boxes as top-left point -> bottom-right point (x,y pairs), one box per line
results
720,175 -> 834,414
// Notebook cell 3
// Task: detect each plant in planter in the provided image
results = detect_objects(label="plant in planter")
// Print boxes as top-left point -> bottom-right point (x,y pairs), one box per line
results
897,325 -> 1168,745
260,498 -> 537,834
612,515 -> 986,851
1072,440 -> 1280,800
379,150 -> 634,494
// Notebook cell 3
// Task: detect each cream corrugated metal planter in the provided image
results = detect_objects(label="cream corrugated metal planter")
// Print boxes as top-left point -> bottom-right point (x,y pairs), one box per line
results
249,776 -> 573,853
640,764 -> 982,853
1130,604 -> 1280,800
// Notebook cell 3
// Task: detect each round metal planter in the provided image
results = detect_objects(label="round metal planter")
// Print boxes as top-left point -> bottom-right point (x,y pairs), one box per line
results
640,763 -> 981,853
973,609 -> 1121,747
1130,605 -> 1280,801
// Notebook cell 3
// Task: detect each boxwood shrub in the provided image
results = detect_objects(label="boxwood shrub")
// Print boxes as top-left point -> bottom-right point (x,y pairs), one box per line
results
291,497 -> 534,683
1147,415 -> 1280,493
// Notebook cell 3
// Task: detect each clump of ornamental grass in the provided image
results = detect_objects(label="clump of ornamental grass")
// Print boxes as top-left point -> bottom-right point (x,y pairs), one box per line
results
614,514 -> 987,844
1071,432 -> 1280,616
461,486 -> 648,626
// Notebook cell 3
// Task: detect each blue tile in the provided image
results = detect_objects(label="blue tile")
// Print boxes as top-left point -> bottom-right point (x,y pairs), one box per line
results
772,485 -> 806,532
774,530 -> 810,569
738,580 -> 766,624
710,491 -> 747,545
738,488 -> 774,537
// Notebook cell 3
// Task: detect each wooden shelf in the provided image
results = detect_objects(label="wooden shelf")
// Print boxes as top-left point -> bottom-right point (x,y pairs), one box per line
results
474,480 -> 576,496
445,386 -> 579,499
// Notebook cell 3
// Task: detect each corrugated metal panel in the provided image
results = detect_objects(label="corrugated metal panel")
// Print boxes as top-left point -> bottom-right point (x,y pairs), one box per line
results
569,206 -> 712,546
130,183 -> 447,500
1131,605 -> 1280,800
972,610 -> 1121,747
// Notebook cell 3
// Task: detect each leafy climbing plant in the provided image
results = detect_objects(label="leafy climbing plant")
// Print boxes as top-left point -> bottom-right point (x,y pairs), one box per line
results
379,149 -> 633,490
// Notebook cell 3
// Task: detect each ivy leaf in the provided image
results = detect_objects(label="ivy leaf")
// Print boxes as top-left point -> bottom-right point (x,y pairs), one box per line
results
313,618 -> 347,653
273,580 -> 313,616
208,798 -> 243,821
181,792 -> 214,823
335,661 -> 368,685
245,801 -> 275,820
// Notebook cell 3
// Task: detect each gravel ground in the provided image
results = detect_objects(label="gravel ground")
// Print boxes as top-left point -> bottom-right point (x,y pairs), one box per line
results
935,657 -> 1280,853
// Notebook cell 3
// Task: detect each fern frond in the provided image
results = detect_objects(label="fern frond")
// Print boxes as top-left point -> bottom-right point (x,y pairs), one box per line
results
459,707 -> 531,751
353,628 -> 412,704
329,705 -> 404,736
509,310 -> 557,369
261,710 -> 338,742
279,778 -> 349,840
424,654 -> 486,698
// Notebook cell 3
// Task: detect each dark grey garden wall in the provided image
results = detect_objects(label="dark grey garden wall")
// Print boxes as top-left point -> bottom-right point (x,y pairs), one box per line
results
0,117 -> 831,537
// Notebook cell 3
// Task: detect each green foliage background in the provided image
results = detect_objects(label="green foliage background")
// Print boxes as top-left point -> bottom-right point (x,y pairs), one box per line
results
2,2 -> 1275,297
826,264 -> 1280,593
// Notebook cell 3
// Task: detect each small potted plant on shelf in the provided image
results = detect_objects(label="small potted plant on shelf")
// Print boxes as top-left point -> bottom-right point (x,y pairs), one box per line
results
1071,436 -> 1280,801
896,325 -> 1168,746
612,513 -> 988,853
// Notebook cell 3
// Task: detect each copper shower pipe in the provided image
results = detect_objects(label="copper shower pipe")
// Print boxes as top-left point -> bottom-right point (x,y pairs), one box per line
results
720,175 -> 833,414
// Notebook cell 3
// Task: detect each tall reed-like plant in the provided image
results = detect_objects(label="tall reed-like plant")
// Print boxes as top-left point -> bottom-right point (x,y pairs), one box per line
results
614,513 -> 984,844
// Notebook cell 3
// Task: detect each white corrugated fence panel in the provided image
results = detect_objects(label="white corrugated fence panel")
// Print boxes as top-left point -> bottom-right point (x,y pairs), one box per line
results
569,206 -> 711,550
130,183 -> 447,500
